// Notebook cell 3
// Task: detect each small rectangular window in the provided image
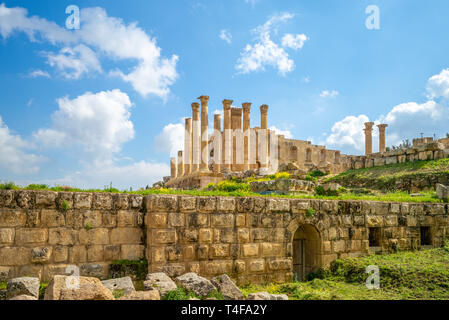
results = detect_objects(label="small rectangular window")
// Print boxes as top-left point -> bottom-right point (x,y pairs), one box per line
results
420,227 -> 432,246
369,227 -> 381,247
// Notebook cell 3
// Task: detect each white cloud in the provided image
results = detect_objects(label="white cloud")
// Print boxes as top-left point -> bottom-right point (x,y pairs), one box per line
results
281,33 -> 308,50
426,68 -> 449,99
153,122 -> 185,157
325,115 -> 370,154
0,4 -> 178,98
45,44 -> 102,79
269,126 -> 293,139
33,89 -> 134,163
320,90 -> 339,98
219,29 -> 232,44
0,115 -> 43,174
29,69 -> 50,78
236,12 -> 307,75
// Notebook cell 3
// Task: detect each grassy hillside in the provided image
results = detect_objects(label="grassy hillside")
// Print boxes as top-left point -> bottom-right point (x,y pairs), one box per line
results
241,243 -> 449,300
326,158 -> 449,191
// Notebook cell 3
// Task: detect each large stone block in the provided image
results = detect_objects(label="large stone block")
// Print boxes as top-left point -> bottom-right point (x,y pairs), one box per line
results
179,196 -> 197,212
267,199 -> 290,213
0,209 -> 26,227
199,228 -> 213,243
249,259 -> 265,273
154,195 -> 178,212
0,190 -> 14,207
268,258 -> 291,271
104,245 -> 120,261
198,197 -> 216,213
236,197 -> 254,213
117,210 -> 137,227
0,228 -> 14,244
151,229 -> 176,244
129,195 -> 143,209
209,244 -> 230,259
7,277 -> 40,299
113,194 -> 129,210
202,260 -> 233,275
168,212 -> 185,227
16,191 -> 33,209
0,247 -> 31,266
188,213 -> 208,227
87,245 -> 104,262
73,193 -> 92,209
93,193 -> 113,210
217,197 -> 236,212
121,244 -> 144,260
145,212 -> 167,228
40,209 -> 65,227
49,228 -> 76,245
53,246 -> 68,263
15,228 -> 48,245
242,243 -> 259,257
83,210 -> 102,228
69,245 -> 87,263
79,228 -> 110,245
211,214 -> 234,227
110,228 -> 141,244
35,191 -> 57,209
56,192 -> 73,211
31,246 -> 52,263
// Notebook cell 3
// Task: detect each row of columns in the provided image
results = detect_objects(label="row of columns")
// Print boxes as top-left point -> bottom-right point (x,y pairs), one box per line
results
364,122 -> 388,155
170,96 -> 270,178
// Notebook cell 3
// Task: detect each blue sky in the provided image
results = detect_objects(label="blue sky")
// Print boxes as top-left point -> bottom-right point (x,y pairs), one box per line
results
1,0 -> 449,189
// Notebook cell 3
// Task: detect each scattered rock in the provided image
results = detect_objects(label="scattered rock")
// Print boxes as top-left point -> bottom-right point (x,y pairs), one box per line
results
436,184 -> 449,200
6,277 -> 40,299
44,275 -> 114,300
175,273 -> 216,297
117,289 -> 160,300
9,295 -> 37,300
247,292 -> 288,300
211,274 -> 243,300
321,183 -> 342,192
144,272 -> 177,296
101,277 -> 135,295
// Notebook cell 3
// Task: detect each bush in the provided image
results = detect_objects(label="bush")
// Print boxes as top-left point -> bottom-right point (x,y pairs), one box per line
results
214,180 -> 250,193
308,170 -> 327,178
0,182 -> 19,190
163,287 -> 200,300
314,186 -> 325,196
306,207 -> 315,217
26,184 -> 49,190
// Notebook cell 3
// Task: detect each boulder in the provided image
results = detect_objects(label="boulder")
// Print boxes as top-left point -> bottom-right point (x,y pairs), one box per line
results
44,275 -> 114,300
144,272 -> 177,296
101,277 -> 135,295
247,292 -> 288,300
175,273 -> 216,297
211,274 -> 243,300
9,295 -> 38,300
117,289 -> 160,300
321,183 -> 342,192
6,277 -> 40,299
436,184 -> 449,200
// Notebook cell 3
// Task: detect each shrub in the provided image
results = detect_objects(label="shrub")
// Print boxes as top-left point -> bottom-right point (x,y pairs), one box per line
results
214,180 -> 250,193
306,207 -> 315,217
275,172 -> 290,180
314,186 -> 325,196
163,287 -> 199,300
0,182 -> 19,190
308,170 -> 327,178
61,200 -> 69,212
26,184 -> 49,190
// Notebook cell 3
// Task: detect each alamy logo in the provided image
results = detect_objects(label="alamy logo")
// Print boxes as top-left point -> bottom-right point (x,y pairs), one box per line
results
365,5 -> 380,30
65,5 -> 80,30
366,265 -> 380,289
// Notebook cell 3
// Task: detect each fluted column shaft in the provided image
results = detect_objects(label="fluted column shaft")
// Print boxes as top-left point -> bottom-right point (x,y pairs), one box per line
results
242,103 -> 251,171
377,124 -> 388,153
222,100 -> 233,170
198,96 -> 210,172
364,122 -> 374,155
184,118 -> 192,175
213,114 -> 222,173
191,103 -> 201,172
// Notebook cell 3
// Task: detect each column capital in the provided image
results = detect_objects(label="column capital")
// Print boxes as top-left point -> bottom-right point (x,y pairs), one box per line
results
197,95 -> 209,105
191,102 -> 200,112
260,104 -> 269,113
242,102 -> 252,112
214,113 -> 221,121
377,123 -> 388,130
185,117 -> 192,124
364,122 -> 374,130
223,99 -> 233,110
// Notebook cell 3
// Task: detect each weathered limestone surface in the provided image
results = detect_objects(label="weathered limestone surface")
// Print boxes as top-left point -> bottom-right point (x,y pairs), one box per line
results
144,272 -> 177,296
6,277 -> 40,299
175,272 -> 216,297
101,276 -> 135,295
1,190 -> 449,285
211,274 -> 243,300
44,275 -> 114,300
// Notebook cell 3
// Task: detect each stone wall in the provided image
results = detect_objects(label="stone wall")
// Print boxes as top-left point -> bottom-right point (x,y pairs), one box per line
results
0,190 -> 145,282
1,190 -> 448,285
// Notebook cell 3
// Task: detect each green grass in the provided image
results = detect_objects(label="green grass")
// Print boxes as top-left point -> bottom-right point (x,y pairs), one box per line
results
0,282 -> 6,290
326,158 -> 449,191
162,287 -> 200,300
240,245 -> 449,300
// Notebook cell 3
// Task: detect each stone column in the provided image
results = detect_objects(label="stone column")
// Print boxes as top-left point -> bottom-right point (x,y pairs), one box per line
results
191,102 -> 201,172
198,95 -> 210,172
222,99 -> 233,170
170,157 -> 177,179
177,151 -> 184,177
184,118 -> 192,175
377,124 -> 388,153
259,105 -> 269,172
242,103 -> 251,171
364,122 -> 374,155
231,107 -> 243,171
213,114 -> 222,173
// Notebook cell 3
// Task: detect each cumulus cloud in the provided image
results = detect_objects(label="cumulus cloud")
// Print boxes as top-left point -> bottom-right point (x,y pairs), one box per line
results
269,126 -> 293,139
33,89 -> 134,163
153,122 -> 185,157
281,33 -> 308,50
324,69 -> 449,155
0,4 -> 178,98
219,29 -> 232,44
325,115 -> 370,153
320,90 -> 339,98
0,115 -> 44,174
28,69 -> 50,78
45,44 -> 102,79
236,13 -> 307,75
426,68 -> 449,99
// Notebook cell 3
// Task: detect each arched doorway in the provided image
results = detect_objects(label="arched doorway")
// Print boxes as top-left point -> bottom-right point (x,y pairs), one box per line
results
293,224 -> 321,281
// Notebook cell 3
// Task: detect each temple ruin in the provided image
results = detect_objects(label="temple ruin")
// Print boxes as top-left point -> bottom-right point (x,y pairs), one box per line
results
166,95 -> 449,189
